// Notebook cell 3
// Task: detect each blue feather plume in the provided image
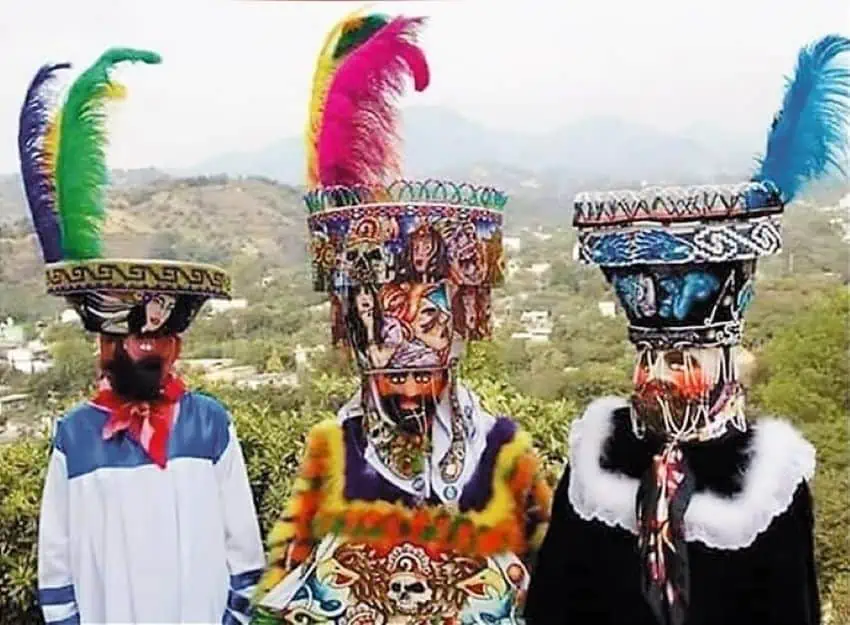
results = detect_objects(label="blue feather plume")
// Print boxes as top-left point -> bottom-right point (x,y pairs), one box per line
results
18,62 -> 71,263
753,35 -> 850,204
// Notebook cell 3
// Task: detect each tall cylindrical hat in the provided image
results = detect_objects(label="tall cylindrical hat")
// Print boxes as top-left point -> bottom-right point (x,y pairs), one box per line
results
303,13 -> 506,375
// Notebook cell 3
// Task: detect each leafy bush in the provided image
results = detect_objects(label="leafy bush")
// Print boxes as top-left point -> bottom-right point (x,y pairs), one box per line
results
0,435 -> 51,624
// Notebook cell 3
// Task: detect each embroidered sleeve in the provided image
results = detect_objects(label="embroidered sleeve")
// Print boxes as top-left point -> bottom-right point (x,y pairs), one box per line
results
38,438 -> 80,625
251,420 -> 339,617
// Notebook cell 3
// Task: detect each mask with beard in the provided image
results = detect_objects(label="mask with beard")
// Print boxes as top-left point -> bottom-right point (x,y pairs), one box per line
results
363,369 -> 448,479
103,343 -> 164,401
630,346 -> 746,442
100,335 -> 180,402
378,390 -> 438,437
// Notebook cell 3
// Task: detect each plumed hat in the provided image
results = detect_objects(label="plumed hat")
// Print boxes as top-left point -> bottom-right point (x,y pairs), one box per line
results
573,35 -> 850,350
304,11 -> 506,373
18,48 -> 231,336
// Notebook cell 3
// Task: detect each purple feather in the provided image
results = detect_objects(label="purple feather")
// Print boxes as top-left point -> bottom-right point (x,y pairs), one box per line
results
18,62 -> 71,263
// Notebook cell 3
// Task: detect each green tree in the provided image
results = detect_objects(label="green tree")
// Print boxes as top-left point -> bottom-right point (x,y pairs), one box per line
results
753,288 -> 849,423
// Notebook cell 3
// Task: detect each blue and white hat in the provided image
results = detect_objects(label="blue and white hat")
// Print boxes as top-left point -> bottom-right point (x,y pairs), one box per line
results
574,35 -> 850,350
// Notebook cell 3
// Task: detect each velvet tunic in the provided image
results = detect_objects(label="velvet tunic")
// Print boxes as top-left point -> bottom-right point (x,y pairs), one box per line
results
525,397 -> 819,625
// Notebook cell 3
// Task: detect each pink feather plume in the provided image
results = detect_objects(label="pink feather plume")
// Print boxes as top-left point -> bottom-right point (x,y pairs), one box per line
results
317,16 -> 430,188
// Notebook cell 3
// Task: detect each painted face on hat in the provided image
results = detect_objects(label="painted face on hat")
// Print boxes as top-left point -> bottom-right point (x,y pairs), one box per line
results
411,228 -> 436,273
444,225 -> 480,283
345,282 -> 454,373
410,286 -> 452,353
141,294 -> 177,334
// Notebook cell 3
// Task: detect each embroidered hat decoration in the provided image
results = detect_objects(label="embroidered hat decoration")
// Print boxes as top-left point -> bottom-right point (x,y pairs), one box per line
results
18,48 -> 232,337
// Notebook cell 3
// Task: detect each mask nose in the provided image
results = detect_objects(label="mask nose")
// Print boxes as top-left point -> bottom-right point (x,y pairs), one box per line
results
124,337 -> 156,361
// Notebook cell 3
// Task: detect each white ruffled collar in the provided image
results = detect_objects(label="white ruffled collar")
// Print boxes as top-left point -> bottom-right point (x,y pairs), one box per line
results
567,396 -> 816,550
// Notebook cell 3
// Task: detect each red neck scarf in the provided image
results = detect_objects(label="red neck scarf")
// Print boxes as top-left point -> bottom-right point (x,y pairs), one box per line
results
93,375 -> 186,468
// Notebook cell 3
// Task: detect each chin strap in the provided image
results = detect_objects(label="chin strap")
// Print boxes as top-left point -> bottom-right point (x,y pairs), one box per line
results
636,441 -> 696,625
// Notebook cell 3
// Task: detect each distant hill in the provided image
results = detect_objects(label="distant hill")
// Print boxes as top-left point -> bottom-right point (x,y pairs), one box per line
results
0,167 -> 173,225
0,176 -> 308,286
183,106 -> 756,188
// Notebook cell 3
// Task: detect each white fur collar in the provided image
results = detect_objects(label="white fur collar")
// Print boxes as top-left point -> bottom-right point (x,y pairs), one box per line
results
567,396 -> 816,550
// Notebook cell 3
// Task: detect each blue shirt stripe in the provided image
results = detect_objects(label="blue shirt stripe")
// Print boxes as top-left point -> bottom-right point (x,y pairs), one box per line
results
56,392 -> 231,479
38,584 -> 76,606
222,609 -> 245,625
230,568 -> 262,591
227,590 -> 251,616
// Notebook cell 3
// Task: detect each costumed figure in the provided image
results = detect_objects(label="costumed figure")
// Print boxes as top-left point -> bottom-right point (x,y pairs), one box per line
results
525,35 -> 850,625
252,11 -> 551,624
26,49 -> 265,624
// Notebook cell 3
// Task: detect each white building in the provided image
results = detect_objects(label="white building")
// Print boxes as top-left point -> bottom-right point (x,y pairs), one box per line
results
235,372 -> 298,390
512,310 -> 553,343
206,298 -> 248,315
519,310 -> 552,330
510,330 -> 551,344
6,347 -> 51,374
598,301 -> 617,318
60,308 -> 81,324
0,318 -> 24,344
505,258 -> 522,277
295,344 -> 327,371
528,262 -> 551,276
0,393 -> 29,419
503,236 -> 522,254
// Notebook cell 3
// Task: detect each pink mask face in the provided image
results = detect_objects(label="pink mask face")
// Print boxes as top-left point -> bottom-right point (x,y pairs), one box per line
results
122,335 -> 180,364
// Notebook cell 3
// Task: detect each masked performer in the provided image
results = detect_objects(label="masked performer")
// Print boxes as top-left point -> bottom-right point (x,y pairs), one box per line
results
525,35 -> 850,625
23,50 -> 265,624
251,11 -> 551,624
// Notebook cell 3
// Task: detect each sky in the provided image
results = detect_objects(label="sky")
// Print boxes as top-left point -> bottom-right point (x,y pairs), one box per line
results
0,0 -> 848,173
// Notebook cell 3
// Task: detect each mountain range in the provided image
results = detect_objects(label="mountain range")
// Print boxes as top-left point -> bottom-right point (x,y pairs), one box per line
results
0,106 -> 821,228
184,106 -> 758,189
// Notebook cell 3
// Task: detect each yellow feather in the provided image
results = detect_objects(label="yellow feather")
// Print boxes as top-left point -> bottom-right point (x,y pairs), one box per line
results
100,81 -> 127,101
41,109 -> 62,181
305,8 -> 367,187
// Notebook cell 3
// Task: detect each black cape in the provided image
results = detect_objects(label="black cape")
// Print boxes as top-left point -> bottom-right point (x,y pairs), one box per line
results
525,400 -> 819,625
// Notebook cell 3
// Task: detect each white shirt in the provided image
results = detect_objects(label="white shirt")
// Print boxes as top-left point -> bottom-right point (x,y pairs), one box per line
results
37,392 -> 265,625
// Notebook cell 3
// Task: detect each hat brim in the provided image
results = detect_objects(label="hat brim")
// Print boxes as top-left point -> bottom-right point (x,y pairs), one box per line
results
45,258 -> 231,299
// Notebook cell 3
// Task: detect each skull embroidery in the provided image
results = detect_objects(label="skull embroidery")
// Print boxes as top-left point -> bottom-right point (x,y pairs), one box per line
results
385,544 -> 434,615
388,572 -> 433,613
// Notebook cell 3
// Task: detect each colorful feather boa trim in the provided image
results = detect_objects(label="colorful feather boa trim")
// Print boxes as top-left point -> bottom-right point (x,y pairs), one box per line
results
255,418 -> 546,600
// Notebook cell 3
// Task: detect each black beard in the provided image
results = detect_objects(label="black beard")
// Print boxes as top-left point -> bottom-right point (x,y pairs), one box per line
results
103,345 -> 164,402
380,394 -> 437,436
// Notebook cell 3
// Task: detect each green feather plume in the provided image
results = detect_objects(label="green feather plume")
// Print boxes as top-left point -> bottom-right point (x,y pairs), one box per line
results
55,47 -> 161,259
333,14 -> 390,59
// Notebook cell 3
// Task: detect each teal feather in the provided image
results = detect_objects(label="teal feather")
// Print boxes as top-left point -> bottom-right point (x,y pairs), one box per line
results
753,35 -> 850,203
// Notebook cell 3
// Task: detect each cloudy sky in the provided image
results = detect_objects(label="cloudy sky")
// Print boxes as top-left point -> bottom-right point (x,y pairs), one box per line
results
0,0 -> 847,173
